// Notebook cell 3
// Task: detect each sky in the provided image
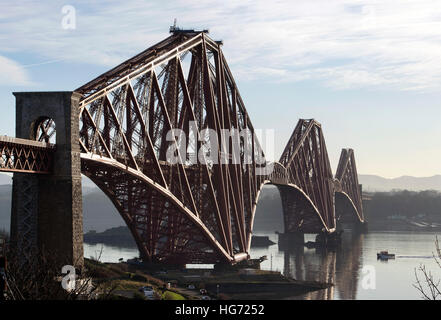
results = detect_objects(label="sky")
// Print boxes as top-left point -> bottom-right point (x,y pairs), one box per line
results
0,0 -> 440,178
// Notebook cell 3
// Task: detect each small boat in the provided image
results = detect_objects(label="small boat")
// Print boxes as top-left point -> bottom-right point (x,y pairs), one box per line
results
377,251 -> 395,260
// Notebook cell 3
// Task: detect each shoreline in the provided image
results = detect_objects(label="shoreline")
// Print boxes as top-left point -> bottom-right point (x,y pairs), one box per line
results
88,259 -> 332,300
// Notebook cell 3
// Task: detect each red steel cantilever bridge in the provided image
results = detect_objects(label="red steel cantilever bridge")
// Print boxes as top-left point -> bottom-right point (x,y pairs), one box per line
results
3,29 -> 364,266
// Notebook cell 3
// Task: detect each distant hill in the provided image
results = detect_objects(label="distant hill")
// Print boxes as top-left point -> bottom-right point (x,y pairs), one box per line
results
2,172 -> 439,192
84,226 -> 136,247
0,173 -> 96,188
359,174 -> 441,192
0,184 -> 124,233
82,189 -> 125,232
1,172 -> 440,234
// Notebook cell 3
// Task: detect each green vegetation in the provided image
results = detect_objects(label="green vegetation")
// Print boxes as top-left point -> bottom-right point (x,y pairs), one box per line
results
84,259 -> 193,300
365,190 -> 441,220
84,226 -> 137,247
161,290 -> 185,300
253,188 -> 441,231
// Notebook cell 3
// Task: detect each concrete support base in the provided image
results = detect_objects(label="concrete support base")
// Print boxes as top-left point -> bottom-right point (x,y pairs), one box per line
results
315,231 -> 343,247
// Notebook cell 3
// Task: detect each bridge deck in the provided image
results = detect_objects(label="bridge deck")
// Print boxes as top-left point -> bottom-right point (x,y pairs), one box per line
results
0,135 -> 55,174
0,135 -> 54,149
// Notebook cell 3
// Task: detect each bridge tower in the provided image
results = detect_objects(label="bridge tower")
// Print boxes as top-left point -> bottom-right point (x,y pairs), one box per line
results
10,92 -> 84,268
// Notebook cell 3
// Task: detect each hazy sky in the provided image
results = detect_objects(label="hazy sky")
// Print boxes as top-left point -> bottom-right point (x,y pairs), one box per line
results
1,0 -> 440,178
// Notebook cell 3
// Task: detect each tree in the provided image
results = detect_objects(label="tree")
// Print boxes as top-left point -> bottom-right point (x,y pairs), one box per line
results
4,247 -> 97,300
414,237 -> 441,300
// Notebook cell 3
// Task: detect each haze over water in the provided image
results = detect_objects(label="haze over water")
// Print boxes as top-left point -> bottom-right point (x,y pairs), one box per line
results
252,231 -> 441,300
85,231 -> 441,300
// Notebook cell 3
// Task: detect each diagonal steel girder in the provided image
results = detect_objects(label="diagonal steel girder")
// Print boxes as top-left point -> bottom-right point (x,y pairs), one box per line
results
271,120 -> 365,234
75,31 -> 268,264
334,148 -> 364,223
275,119 -> 336,233
74,30 -> 364,264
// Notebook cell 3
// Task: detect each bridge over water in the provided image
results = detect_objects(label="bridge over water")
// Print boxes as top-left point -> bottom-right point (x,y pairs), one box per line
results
1,30 -> 365,267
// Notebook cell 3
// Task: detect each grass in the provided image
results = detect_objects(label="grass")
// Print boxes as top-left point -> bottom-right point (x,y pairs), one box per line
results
83,258 -> 192,300
161,290 -> 185,300
110,279 -> 151,291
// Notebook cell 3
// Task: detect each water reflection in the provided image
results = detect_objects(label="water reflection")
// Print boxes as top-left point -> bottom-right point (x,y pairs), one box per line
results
85,231 -> 440,299
281,232 -> 364,300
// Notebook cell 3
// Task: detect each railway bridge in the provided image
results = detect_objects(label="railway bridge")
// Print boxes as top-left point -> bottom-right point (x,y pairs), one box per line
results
1,29 -> 364,267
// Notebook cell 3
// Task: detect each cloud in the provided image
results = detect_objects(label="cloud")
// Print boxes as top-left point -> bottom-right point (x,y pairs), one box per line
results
2,0 -> 441,91
0,55 -> 30,86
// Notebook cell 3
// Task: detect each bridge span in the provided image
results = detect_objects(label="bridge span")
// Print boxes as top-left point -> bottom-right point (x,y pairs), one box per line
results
5,30 -> 365,267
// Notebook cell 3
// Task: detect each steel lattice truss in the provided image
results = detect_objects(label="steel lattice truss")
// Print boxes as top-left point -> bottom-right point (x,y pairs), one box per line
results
272,120 -> 364,234
76,31 -> 267,264
0,136 -> 55,174
334,148 -> 364,223
75,31 -> 364,264
275,119 -> 336,233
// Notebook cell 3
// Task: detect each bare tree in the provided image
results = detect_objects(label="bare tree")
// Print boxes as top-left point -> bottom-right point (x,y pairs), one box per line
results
4,247 -> 98,300
414,236 -> 441,300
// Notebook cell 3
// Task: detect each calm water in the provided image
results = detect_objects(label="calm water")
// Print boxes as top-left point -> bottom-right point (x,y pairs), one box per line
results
84,231 -> 441,300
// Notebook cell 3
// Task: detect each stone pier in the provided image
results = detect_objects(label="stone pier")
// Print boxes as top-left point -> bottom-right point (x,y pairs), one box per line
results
10,92 -> 83,268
